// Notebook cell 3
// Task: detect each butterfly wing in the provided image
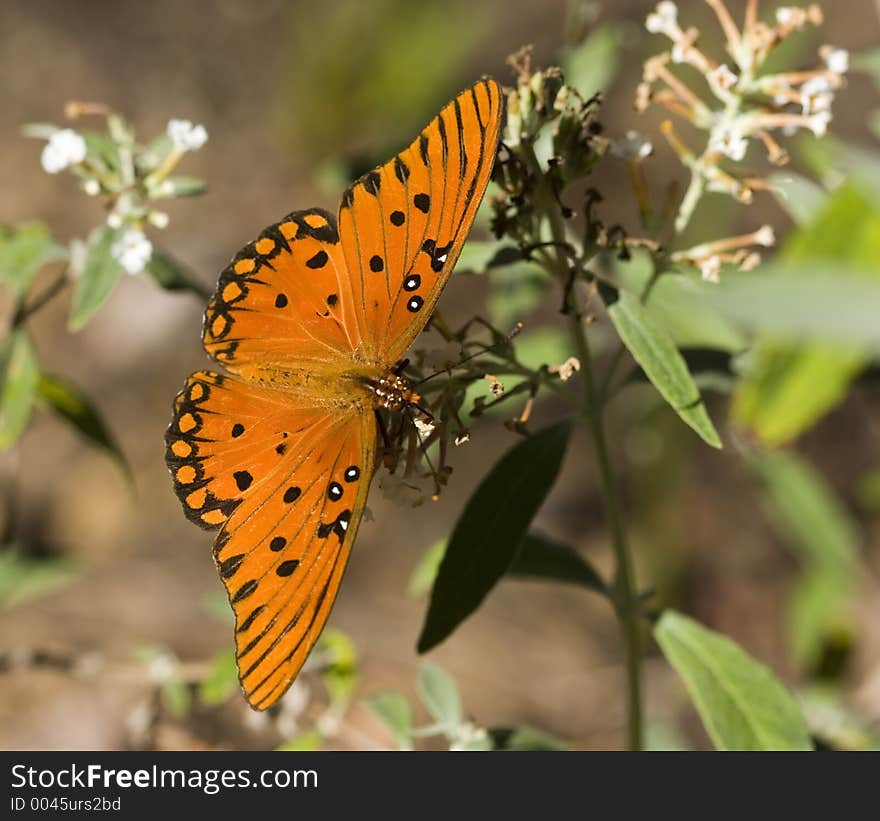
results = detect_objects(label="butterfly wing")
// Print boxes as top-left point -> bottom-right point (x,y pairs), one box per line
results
165,371 -> 375,709
202,208 -> 364,370
337,77 -> 504,363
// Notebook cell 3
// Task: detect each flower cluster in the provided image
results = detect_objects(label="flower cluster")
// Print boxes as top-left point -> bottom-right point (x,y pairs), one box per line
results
28,107 -> 209,275
637,0 -> 848,280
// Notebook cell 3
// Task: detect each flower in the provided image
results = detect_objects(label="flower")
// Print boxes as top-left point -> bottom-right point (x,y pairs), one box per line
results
166,118 -> 208,152
646,2 -> 679,37
41,129 -> 86,174
708,64 -> 738,92
709,122 -> 748,161
800,76 -> 834,114
111,228 -> 153,275
822,47 -> 849,75
807,110 -> 832,136
754,225 -> 775,247
699,256 -> 722,284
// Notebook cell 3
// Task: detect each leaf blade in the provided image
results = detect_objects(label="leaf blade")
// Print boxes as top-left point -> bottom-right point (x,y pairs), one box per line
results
417,420 -> 573,652
0,329 -> 40,449
68,226 -> 124,331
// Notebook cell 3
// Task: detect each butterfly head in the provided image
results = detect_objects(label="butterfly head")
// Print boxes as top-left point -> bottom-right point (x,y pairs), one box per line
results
366,372 -> 421,412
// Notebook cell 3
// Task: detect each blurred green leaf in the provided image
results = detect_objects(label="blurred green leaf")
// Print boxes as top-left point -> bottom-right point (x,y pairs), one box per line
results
455,240 -> 523,274
750,450 -> 858,669
161,679 -> 192,719
508,532 -> 607,595
276,730 -> 323,751
152,176 -> 207,198
36,374 -> 128,473
416,663 -> 462,733
615,252 -> 746,352
769,173 -> 829,227
855,466 -> 880,512
0,329 -> 40,449
145,248 -> 210,299
733,185 -> 880,444
752,450 -> 858,573
487,262 -> 549,330
198,650 -> 240,706
697,265 -> 880,351
408,539 -> 447,598
418,420 -> 573,652
317,627 -> 357,707
800,685 -> 880,751
851,48 -> 880,91
606,289 -> 722,448
366,691 -> 413,750
800,136 -> 880,200
69,226 -> 124,331
562,22 -> 623,99
0,223 -> 67,298
83,132 -> 121,176
0,550 -> 79,609
488,726 -> 568,751
655,610 -> 813,751
512,327 -> 572,371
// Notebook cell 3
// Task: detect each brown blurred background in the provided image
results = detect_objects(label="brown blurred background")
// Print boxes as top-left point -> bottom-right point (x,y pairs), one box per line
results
1,0 -> 879,750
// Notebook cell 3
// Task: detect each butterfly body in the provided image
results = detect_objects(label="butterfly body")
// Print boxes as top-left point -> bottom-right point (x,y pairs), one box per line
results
166,78 -> 503,709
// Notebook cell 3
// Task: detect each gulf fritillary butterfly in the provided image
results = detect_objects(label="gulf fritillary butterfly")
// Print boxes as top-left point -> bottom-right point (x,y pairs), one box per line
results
165,79 -> 504,710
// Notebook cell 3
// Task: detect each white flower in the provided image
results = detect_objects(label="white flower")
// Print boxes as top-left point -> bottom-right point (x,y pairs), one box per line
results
166,118 -> 208,152
699,256 -> 722,284
646,1 -> 678,36
807,110 -> 832,136
610,130 -> 653,160
775,7 -> 795,26
709,123 -> 748,161
41,128 -> 86,174
147,653 -> 175,684
754,225 -> 775,247
800,76 -> 834,114
111,228 -> 153,275
148,210 -> 170,229
709,64 -> 738,91
822,46 -> 849,74
82,178 -> 100,196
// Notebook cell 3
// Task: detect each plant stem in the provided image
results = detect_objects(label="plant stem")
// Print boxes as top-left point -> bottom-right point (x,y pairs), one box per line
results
568,310 -> 643,751
13,269 -> 69,327
525,137 -> 643,750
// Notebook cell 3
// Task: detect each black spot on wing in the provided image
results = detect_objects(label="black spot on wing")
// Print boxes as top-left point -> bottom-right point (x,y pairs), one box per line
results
363,171 -> 381,195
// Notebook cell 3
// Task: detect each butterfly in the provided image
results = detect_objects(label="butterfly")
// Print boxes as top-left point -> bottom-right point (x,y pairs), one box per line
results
165,79 -> 504,710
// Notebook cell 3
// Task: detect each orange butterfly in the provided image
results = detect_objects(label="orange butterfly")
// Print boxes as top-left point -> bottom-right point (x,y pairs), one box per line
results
165,79 -> 504,710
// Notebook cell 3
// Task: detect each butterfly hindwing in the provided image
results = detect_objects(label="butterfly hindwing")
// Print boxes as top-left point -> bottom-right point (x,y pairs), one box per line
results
165,371 -> 375,709
202,209 -> 363,369
338,78 -> 504,362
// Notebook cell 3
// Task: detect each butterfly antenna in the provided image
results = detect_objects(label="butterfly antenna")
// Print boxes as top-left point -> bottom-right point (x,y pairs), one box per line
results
413,321 -> 524,389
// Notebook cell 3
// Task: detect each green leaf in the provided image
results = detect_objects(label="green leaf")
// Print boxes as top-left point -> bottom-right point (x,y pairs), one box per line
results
751,449 -> 858,576
488,726 -> 568,751
0,550 -> 80,609
145,248 -> 210,298
0,329 -> 40,449
198,650 -> 240,706
36,374 -> 129,473
416,663 -> 462,733
69,226 -> 124,331
606,289 -> 722,448
152,176 -> 207,198
563,23 -> 623,99
0,223 -> 67,298
508,532 -> 607,595
694,265 -> 880,351
316,627 -> 357,707
769,173 -> 829,227
655,610 -> 813,751
733,184 -> 880,445
417,420 -> 573,652
276,730 -> 323,751
408,539 -> 447,598
365,691 -> 413,750
749,450 -> 858,669
161,679 -> 192,719
513,327 -> 573,371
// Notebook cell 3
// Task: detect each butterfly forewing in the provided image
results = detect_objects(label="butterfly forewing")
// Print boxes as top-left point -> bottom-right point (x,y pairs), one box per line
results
338,78 -> 504,363
202,209 -> 363,369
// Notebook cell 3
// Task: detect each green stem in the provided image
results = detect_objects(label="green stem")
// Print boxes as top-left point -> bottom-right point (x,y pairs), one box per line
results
568,312 -> 643,751
523,137 -> 643,750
